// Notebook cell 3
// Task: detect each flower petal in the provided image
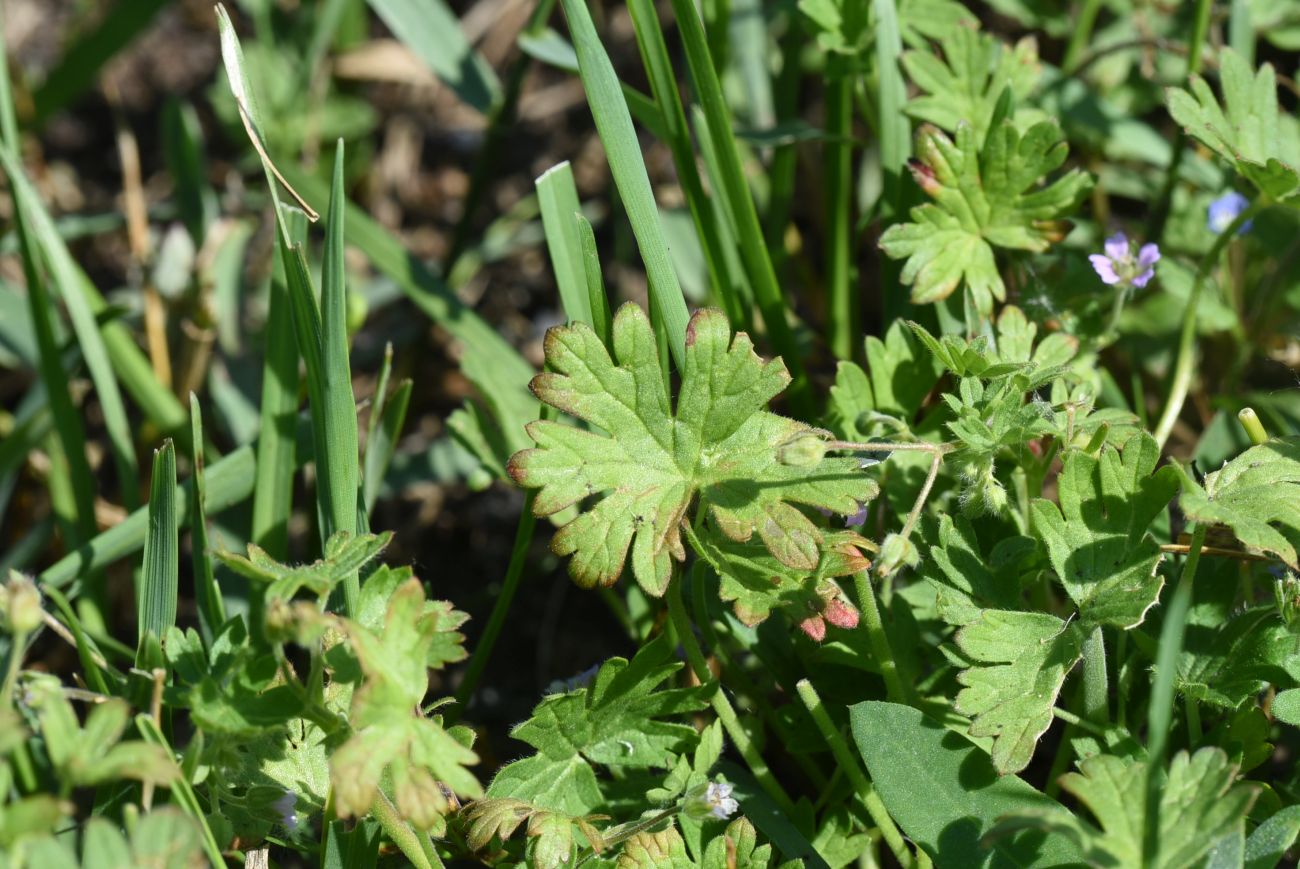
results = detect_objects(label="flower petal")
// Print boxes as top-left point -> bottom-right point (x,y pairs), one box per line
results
1089,254 -> 1121,284
1104,233 -> 1129,262
1132,267 -> 1156,288
1136,243 -> 1161,268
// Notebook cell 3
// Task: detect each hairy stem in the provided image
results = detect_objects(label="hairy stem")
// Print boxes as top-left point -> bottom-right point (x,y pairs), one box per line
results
852,571 -> 909,704
796,679 -> 916,868
665,578 -> 797,815
1081,626 -> 1108,726
371,790 -> 440,869
1152,203 -> 1262,448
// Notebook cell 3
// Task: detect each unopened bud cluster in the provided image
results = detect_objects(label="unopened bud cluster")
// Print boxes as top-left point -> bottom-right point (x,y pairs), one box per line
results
0,572 -> 42,635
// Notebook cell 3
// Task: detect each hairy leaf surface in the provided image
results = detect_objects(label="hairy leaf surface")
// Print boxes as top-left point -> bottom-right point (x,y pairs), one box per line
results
510,304 -> 874,595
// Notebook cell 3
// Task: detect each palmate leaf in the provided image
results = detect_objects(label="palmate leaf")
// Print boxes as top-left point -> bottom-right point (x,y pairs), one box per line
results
1031,434 -> 1180,629
509,304 -> 874,596
901,27 -> 1040,140
487,635 -> 710,815
1177,607 -> 1299,710
879,121 -> 1091,312
1175,437 -> 1300,570
1166,49 -> 1300,202
990,748 -> 1258,868
923,517 -> 1077,775
331,578 -> 481,830
954,610 -> 1083,775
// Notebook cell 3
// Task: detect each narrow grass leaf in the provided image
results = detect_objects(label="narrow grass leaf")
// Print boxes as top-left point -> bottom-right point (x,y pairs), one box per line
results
138,441 -> 178,647
41,586 -> 113,695
365,0 -> 500,113
664,0 -> 809,409
363,379 -> 412,517
188,394 -> 225,645
40,445 -> 257,592
627,0 -> 745,328
161,99 -> 218,248
536,162 -> 593,325
277,162 -> 536,455
873,0 -> 910,213
317,145 -> 362,611
559,0 -> 690,370
576,212 -> 613,350
0,146 -> 140,507
250,209 -> 307,561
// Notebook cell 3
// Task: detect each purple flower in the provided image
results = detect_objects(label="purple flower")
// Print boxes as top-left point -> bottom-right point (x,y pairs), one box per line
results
272,790 -> 299,832
1089,232 -> 1160,289
1207,191 -> 1252,235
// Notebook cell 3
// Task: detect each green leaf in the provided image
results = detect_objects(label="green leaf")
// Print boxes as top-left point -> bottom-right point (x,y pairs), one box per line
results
1031,434 -> 1180,628
509,305 -> 876,596
828,321 -> 941,439
922,514 -> 1034,622
1274,688 -> 1300,726
558,0 -> 690,369
694,528 -> 872,626
1175,437 -> 1300,570
1244,805 -> 1300,869
901,28 -> 1040,140
139,441 -> 179,648
1177,608 -> 1299,709
537,161 -> 595,327
799,0 -> 869,55
616,826 -> 696,869
217,531 -> 391,608
331,577 -> 481,827
702,818 -> 773,869
188,395 -> 225,645
954,610 -> 1083,775
849,701 -> 1081,867
879,121 -> 1091,312
1166,49 -> 1300,201
990,748 -> 1258,868
488,635 -> 709,814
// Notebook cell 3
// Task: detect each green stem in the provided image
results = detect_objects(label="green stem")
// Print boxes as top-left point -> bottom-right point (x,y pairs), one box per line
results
371,790 -> 438,869
1,628 -> 27,709
1151,202 -> 1263,449
1143,523 -> 1207,865
1146,0 -> 1215,242
795,679 -> 916,868
1063,0 -> 1106,71
665,579 -> 797,815
1081,626 -> 1108,726
1237,407 -> 1269,445
825,65 -> 855,360
451,491 -> 538,721
852,571 -> 909,704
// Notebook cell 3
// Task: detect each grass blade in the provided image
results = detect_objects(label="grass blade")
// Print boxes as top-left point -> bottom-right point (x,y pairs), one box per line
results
626,0 -> 746,328
277,162 -> 536,456
362,348 -> 412,519
365,0 -> 500,114
536,162 -> 593,325
250,209 -> 307,561
138,441 -> 178,647
577,212 -> 613,349
317,144 -> 362,609
559,0 -> 690,370
161,99 -> 218,247
188,394 -> 225,646
39,445 -> 257,592
664,0 -> 809,409
0,147 -> 141,508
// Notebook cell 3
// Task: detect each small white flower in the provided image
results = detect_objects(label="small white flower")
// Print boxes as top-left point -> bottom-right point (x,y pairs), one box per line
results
704,781 -> 738,820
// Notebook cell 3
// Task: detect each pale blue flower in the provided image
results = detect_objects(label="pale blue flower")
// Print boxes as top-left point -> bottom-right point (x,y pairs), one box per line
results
1207,191 -> 1252,235
1089,232 -> 1160,289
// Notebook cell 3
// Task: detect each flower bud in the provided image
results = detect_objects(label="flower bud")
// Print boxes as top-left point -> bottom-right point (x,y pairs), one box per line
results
777,432 -> 827,468
1276,572 -> 1300,634
877,533 -> 919,577
823,596 -> 859,630
0,572 -> 42,635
